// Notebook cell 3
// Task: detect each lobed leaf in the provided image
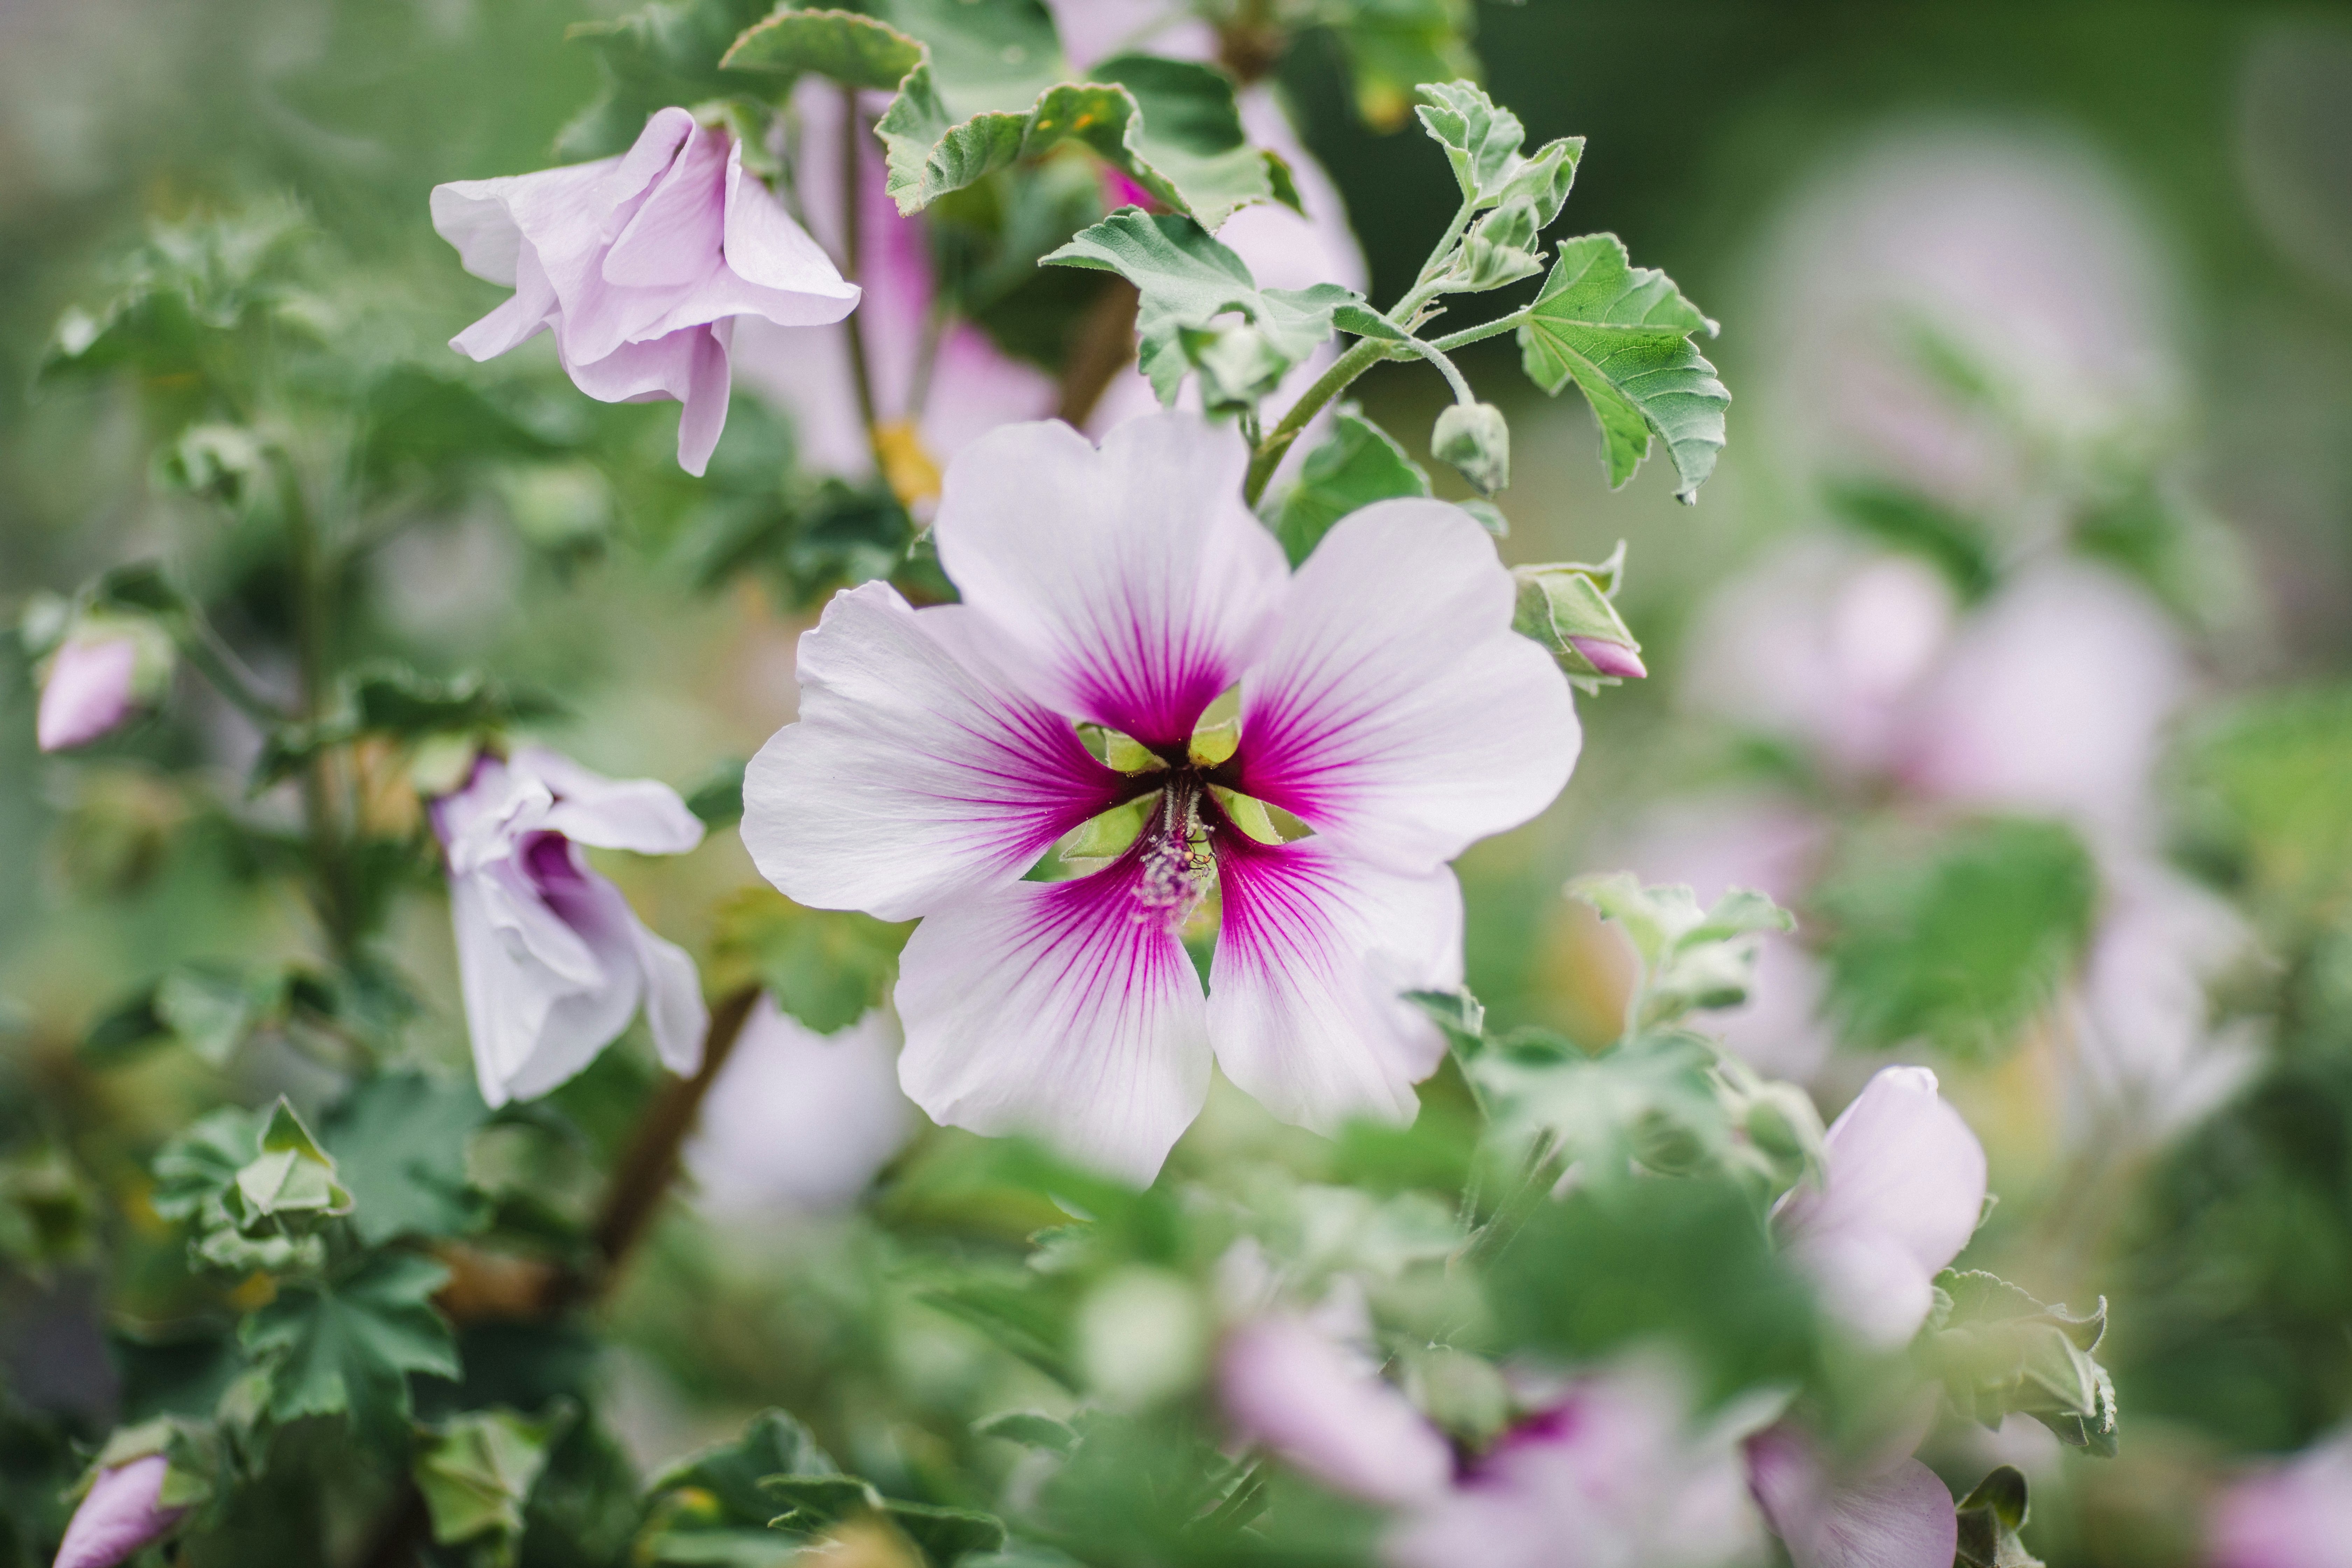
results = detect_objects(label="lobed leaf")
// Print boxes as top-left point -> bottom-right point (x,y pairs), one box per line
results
1269,406 -> 1431,565
239,1250 -> 460,1442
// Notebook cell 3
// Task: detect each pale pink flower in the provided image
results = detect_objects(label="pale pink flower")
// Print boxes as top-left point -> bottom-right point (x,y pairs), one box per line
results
1745,1421 -> 1956,1568
742,413 -> 1577,1180
36,636 -> 142,752
1218,1316 -> 1453,1507
687,1001 -> 913,1213
431,107 -> 859,476
431,746 -> 707,1107
1385,1362 -> 1770,1568
1773,1066 -> 1988,1348
2209,1427 -> 2352,1568
730,78 -> 1058,487
53,1455 -> 187,1568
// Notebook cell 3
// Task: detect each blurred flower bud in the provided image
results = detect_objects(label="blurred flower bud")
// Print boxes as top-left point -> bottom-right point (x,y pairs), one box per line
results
36,621 -> 172,752
1511,546 -> 1644,689
1185,322 -> 1289,412
1433,401 -> 1511,493
55,1455 -> 189,1568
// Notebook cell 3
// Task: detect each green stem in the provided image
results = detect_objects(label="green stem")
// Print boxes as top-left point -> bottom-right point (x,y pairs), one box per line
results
1427,309 -> 1532,355
1393,336 -> 1477,406
275,455 -> 355,961
838,84 -> 887,467
1407,196 -> 1478,299
1241,337 -> 1390,507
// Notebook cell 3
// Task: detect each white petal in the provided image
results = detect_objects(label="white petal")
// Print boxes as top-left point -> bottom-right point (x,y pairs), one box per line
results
1755,1438 -> 1959,1568
894,855 -> 1211,1184
743,582 -> 1136,921
429,157 -> 616,285
723,137 -> 862,299
628,908 -> 708,1076
512,745 -> 705,855
676,318 -> 734,477
933,413 -> 1289,750
1775,1066 -> 1987,1346
449,862 -> 625,1108
1219,1316 -> 1452,1507
602,118 -> 728,288
1207,835 -> 1460,1132
1231,499 -> 1579,875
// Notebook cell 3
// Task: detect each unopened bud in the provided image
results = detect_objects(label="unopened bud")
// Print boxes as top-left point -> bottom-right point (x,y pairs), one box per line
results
1185,323 -> 1289,413
1433,402 -> 1511,494
1567,635 -> 1646,680
1511,552 -> 1643,690
37,635 -> 155,752
55,1456 -> 189,1568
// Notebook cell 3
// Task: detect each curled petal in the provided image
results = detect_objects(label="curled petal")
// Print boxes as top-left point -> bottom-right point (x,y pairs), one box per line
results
451,854 -> 639,1108
1230,499 -> 1580,875
558,323 -> 733,477
1219,1316 -> 1452,1507
511,745 -> 705,856
933,414 -> 1289,751
744,583 -> 1134,921
1776,1066 -> 1988,1346
55,1456 -> 187,1568
893,852 -> 1211,1183
1207,834 -> 1461,1132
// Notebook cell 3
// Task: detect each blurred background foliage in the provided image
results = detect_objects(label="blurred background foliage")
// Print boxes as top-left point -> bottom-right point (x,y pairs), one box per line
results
4,1 -> 2352,1566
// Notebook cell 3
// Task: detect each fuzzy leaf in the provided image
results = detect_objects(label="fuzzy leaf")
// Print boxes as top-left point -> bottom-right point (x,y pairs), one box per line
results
1955,1465 -> 2046,1568
1269,406 -> 1431,565
1517,234 -> 1728,500
240,1251 -> 460,1442
1570,873 -> 1794,1032
720,7 -> 925,88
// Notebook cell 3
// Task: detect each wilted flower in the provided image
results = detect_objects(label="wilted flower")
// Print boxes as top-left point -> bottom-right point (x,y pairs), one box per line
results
1218,1315 -> 1454,1507
1745,1420 -> 1956,1568
1773,1065 -> 1988,1347
36,636 -> 144,752
53,1455 -> 187,1568
431,107 -> 859,476
1385,1361 -> 1771,1568
2208,1426 -> 2352,1568
686,1001 -> 913,1214
431,746 -> 707,1108
744,412 -> 1577,1179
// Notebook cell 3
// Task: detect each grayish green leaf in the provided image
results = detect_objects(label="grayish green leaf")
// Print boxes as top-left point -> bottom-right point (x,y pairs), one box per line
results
240,1250 -> 460,1442
1269,407 -> 1430,566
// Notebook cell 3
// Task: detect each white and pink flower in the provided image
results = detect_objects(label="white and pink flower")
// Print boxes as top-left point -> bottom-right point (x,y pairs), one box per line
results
742,412 -> 1577,1180
431,107 -> 860,476
52,1455 -> 188,1568
432,746 -> 708,1107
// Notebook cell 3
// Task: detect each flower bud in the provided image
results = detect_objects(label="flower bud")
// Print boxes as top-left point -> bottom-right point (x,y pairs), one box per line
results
55,1455 -> 189,1568
1185,322 -> 1290,413
1511,551 -> 1644,689
1433,401 -> 1511,494
1567,634 -> 1646,680
37,629 -> 169,752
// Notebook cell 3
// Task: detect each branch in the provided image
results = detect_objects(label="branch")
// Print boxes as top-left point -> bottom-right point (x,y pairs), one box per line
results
1056,279 -> 1142,428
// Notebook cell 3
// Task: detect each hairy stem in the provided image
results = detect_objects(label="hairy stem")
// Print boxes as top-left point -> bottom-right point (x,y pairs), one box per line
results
1241,337 -> 1390,507
839,85 -> 887,467
1427,308 -> 1531,355
1394,335 -> 1478,405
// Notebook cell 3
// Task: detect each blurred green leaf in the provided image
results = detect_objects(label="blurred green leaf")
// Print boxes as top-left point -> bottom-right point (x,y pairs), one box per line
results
1269,406 -> 1431,566
1320,0 -> 1479,131
239,1250 -> 460,1443
2173,687 -> 2352,928
416,1406 -> 565,1561
1930,1270 -> 2118,1456
1815,817 -> 2097,1060
1517,234 -> 1727,501
1954,1464 -> 2045,1568
323,1073 -> 490,1246
1824,478 -> 1998,603
152,1108 -> 265,1223
559,0 -> 776,160
710,889 -> 910,1033
1570,872 -> 1794,1033
721,8 -> 924,88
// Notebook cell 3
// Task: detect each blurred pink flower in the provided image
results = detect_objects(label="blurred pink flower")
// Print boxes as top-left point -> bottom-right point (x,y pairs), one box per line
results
36,636 -> 141,752
2209,1427 -> 2352,1568
431,746 -> 707,1107
1218,1315 -> 1454,1507
1385,1361 -> 1770,1568
432,107 -> 859,476
1745,1421 -> 1956,1568
687,1001 -> 913,1214
53,1455 -> 186,1568
743,414 -> 1574,1179
1773,1065 -> 1987,1347
731,80 -> 1058,490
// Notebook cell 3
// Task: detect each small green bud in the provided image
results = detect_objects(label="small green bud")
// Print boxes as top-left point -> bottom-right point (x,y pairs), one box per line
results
1433,402 -> 1511,494
1183,322 -> 1289,413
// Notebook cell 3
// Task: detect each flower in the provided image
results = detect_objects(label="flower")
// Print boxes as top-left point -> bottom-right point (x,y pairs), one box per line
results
730,79 -> 1058,502
1384,1361 -> 1770,1568
743,412 -> 1577,1180
2208,1426 -> 2352,1568
1773,1065 -> 1988,1347
431,746 -> 708,1107
36,636 -> 143,752
1745,1421 -> 1956,1568
1218,1315 -> 1454,1507
686,1001 -> 913,1214
430,107 -> 860,476
53,1455 -> 188,1568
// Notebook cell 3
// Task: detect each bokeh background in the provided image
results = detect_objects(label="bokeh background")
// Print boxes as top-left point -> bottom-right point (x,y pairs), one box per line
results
4,3 -> 2351,1563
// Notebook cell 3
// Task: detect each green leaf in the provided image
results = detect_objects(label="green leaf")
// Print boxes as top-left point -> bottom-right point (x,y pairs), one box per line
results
239,1250 -> 459,1442
1269,407 -> 1431,565
558,0 -> 777,161
322,1073 -> 490,1246
1043,210 -> 1355,405
1815,818 -> 2097,1060
151,1109 -> 265,1223
2174,688 -> 2352,926
1930,1270 -> 2116,1456
709,890 -> 910,1034
234,1099 -> 354,1223
1517,234 -> 1728,501
974,1410 -> 1079,1457
156,965 -> 275,1069
1512,546 -> 1643,693
416,1406 -> 565,1555
645,1408 -> 838,1529
1824,479 -> 1998,603
720,7 -> 925,88
356,366 -> 563,489
1414,82 -> 1581,218
1469,1031 -> 1737,1182
686,759 -> 748,827
1404,985 -> 1485,1053
886,1500 -> 1010,1562
1569,873 -> 1795,1033
1954,1465 -> 2046,1568
1326,0 -> 1480,131
1432,401 -> 1510,494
